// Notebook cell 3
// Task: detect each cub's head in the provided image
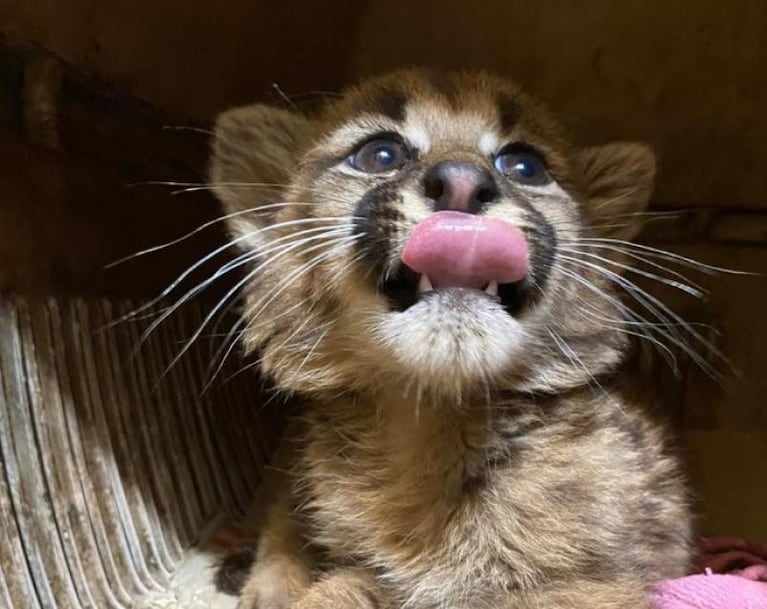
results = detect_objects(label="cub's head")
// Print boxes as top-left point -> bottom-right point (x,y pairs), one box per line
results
210,69 -> 655,399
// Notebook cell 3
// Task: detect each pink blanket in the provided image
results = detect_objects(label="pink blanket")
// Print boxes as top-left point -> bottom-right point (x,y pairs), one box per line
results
653,537 -> 767,608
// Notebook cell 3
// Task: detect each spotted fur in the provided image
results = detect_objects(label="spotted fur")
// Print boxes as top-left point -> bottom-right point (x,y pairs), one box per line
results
210,69 -> 691,609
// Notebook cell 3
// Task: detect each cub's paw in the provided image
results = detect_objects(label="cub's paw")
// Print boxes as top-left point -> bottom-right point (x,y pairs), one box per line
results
228,554 -> 311,609
291,570 -> 383,609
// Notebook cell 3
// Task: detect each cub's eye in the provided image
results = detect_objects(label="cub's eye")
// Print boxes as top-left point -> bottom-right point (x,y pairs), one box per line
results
348,138 -> 410,173
493,145 -> 551,186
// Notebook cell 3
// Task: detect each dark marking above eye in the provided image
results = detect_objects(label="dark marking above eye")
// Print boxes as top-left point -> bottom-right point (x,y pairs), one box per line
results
423,69 -> 460,108
368,86 -> 407,122
497,94 -> 522,133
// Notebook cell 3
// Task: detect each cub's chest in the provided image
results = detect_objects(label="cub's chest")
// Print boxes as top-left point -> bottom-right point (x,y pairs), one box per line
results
297,399 -> 493,555
295,398 -> 620,602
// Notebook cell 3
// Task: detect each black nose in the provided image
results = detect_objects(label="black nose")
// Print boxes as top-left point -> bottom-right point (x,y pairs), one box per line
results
423,161 -> 499,214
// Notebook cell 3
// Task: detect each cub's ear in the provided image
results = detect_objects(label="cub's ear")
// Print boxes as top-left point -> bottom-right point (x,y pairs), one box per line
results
574,142 -> 656,241
209,104 -> 313,246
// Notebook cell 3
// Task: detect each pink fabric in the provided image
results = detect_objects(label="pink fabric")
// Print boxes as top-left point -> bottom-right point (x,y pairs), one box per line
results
653,537 -> 767,609
652,573 -> 767,609
401,211 -> 528,288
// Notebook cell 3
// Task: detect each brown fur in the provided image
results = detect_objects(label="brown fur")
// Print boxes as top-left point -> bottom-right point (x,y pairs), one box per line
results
209,69 -> 691,608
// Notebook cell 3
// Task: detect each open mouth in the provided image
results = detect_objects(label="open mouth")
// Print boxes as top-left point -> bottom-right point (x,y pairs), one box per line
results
383,210 -> 530,315
381,264 -> 527,316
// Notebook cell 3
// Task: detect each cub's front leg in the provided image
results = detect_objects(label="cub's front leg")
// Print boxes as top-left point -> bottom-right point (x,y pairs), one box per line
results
237,498 -> 313,609
236,429 -> 314,609
236,496 -> 386,609
230,423 -> 388,609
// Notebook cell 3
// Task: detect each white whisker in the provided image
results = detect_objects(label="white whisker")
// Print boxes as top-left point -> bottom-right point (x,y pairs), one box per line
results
556,266 -> 682,374
547,328 -> 610,400
560,242 -> 708,296
573,238 -> 758,276
559,257 -> 726,378
243,235 -> 361,325
104,202 -> 319,269
109,216 -> 359,328
162,234 -> 359,382
134,225 -> 354,372
558,246 -> 706,299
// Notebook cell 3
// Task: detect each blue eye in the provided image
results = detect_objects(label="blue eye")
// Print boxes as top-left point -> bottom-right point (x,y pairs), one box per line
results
373,146 -> 396,166
349,137 -> 410,173
493,146 -> 551,186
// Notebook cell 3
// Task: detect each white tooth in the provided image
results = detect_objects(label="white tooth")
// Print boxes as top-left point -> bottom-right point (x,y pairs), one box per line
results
418,274 -> 433,293
485,281 -> 499,297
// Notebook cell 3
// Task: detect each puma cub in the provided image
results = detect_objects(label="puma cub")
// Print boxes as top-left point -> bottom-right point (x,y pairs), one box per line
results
210,69 -> 691,609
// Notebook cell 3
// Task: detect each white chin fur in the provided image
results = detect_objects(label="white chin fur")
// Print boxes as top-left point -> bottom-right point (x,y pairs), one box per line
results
376,289 -> 526,392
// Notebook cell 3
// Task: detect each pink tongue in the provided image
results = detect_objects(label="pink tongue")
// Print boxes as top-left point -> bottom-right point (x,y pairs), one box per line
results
402,211 -> 529,289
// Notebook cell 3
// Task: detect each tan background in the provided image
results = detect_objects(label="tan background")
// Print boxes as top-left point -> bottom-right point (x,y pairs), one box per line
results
0,1 -> 765,542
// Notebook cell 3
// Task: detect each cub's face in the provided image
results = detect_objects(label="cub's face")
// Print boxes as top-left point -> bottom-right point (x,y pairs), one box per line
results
211,70 -> 656,398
